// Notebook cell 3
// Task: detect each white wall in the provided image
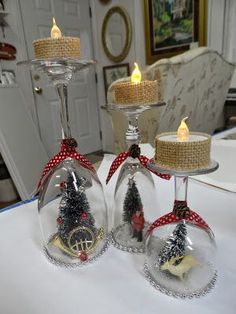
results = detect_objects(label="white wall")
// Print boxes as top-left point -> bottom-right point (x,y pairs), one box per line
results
90,0 -> 137,153
0,0 -> 38,125
90,0 -> 148,152
206,0 -> 236,86
222,0 -> 236,86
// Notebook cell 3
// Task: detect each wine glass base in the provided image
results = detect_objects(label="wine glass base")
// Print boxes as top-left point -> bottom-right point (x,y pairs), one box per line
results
18,58 -> 95,70
147,159 -> 219,176
17,58 -> 96,85
107,101 -> 165,112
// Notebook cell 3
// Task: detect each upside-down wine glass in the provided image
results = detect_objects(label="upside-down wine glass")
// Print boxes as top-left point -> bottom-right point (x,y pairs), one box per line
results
144,160 -> 219,298
106,101 -> 166,253
18,58 -> 109,267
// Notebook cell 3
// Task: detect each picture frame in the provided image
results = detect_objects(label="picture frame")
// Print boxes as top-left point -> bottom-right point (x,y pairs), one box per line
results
103,63 -> 130,97
144,0 -> 207,64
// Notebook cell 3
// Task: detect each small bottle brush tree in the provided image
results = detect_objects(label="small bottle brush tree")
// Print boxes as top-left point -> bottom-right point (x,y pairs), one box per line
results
123,177 -> 143,225
57,172 -> 95,247
158,221 -> 187,266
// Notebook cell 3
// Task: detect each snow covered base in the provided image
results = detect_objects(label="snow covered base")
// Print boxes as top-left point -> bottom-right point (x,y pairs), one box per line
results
143,263 -> 217,299
144,237 -> 217,298
111,222 -> 150,253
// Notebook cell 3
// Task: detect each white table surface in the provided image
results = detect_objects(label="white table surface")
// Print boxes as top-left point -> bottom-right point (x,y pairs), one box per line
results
0,142 -> 236,314
212,126 -> 236,139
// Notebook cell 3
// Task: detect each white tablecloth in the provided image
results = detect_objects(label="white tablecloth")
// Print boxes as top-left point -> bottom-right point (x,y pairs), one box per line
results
0,148 -> 236,314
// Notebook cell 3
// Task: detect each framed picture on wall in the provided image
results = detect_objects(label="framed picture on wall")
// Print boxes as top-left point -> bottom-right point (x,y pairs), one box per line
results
144,0 -> 207,64
103,63 -> 130,97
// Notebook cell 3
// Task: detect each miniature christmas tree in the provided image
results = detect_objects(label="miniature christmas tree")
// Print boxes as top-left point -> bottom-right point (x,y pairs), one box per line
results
57,172 -> 95,247
158,221 -> 187,266
123,177 -> 143,224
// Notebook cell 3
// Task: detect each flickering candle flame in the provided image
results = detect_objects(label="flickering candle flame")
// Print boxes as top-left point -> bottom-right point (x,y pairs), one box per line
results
177,117 -> 189,141
51,17 -> 62,39
131,62 -> 142,84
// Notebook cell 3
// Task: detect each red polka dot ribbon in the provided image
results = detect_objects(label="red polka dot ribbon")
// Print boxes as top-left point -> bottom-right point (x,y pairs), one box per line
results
106,150 -> 171,184
38,138 -> 95,190
146,209 -> 211,237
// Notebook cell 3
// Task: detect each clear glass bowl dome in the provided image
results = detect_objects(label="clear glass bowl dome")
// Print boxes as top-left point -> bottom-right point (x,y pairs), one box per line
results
111,157 -> 159,253
38,158 -> 108,267
144,220 -> 217,298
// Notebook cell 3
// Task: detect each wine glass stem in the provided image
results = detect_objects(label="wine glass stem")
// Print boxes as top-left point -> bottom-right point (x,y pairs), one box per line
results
174,176 -> 188,202
56,84 -> 71,139
125,112 -> 140,147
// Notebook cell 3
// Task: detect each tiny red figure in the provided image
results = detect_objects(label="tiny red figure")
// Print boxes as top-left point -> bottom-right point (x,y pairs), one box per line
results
131,209 -> 145,242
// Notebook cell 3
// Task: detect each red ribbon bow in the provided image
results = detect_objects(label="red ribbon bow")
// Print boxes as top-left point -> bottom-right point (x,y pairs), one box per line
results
146,202 -> 212,237
38,138 -> 95,189
106,144 -> 171,184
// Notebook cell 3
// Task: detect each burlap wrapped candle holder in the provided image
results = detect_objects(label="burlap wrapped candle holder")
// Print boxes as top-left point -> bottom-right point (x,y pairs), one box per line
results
155,132 -> 211,171
33,37 -> 80,59
114,80 -> 158,105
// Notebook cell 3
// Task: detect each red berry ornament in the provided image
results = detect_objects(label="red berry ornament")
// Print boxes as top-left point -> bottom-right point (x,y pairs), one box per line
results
79,251 -> 88,262
57,216 -> 63,225
80,212 -> 88,220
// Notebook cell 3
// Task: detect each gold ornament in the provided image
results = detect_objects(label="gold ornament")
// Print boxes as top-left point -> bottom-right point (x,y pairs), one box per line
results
68,226 -> 104,255
51,226 -> 104,258
50,234 -> 78,257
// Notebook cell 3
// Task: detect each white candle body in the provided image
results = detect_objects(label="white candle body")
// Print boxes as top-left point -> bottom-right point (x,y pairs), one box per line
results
159,134 -> 207,143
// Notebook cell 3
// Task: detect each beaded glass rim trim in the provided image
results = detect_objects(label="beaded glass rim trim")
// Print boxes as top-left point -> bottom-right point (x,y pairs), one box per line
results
110,222 -> 151,254
143,263 -> 217,299
110,231 -> 145,253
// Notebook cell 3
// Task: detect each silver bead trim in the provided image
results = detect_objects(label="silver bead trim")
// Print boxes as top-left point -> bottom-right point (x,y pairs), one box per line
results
110,230 -> 145,254
143,263 -> 217,299
43,237 -> 110,268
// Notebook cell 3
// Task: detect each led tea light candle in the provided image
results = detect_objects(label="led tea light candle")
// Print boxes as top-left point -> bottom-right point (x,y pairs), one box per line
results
131,62 -> 142,83
33,18 -> 80,59
114,62 -> 158,105
177,116 -> 189,141
155,118 -> 211,170
51,17 -> 62,39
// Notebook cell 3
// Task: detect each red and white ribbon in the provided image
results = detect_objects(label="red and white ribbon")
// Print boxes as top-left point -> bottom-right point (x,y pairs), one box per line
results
146,210 -> 211,237
106,149 -> 171,184
38,138 -> 95,190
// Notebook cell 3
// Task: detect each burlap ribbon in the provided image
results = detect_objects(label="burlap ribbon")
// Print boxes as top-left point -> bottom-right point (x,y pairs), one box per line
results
106,144 -> 171,184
